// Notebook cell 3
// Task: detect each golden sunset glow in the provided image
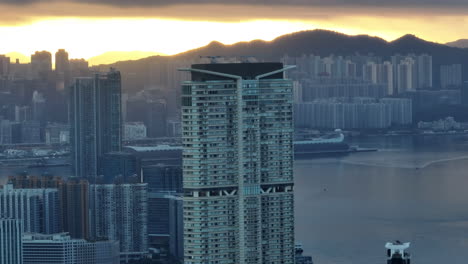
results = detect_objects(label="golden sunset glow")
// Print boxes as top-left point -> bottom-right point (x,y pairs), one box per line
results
1,2 -> 468,65
0,18 -> 319,64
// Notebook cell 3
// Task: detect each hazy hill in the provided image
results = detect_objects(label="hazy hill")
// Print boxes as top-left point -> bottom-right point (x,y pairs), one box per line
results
171,31 -> 461,60
446,39 -> 468,49
99,30 -> 468,92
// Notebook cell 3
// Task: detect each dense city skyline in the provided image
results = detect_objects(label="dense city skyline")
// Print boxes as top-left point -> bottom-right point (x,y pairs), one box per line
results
1,2 -> 468,262
1,1 -> 468,63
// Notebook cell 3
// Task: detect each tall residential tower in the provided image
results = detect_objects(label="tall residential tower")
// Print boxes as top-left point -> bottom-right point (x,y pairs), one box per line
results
180,63 -> 296,264
69,69 -> 122,180
89,183 -> 148,262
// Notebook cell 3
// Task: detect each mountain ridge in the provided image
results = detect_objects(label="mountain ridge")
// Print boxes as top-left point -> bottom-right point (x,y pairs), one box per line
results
170,30 -> 456,60
93,29 -> 468,92
446,39 -> 468,49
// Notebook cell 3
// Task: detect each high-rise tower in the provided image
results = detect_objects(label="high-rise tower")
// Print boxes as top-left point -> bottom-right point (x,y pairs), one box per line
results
89,183 -> 148,262
55,49 -> 71,88
31,51 -> 52,80
59,178 -> 90,239
55,49 -> 70,74
180,63 -> 296,264
69,69 -> 122,180
0,184 -> 61,234
0,55 -> 10,77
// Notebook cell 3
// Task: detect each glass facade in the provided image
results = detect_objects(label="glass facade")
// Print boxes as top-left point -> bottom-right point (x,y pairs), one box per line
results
69,70 -> 122,180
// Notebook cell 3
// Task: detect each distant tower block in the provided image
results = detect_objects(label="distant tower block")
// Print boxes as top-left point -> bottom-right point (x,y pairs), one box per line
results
386,241 -> 411,264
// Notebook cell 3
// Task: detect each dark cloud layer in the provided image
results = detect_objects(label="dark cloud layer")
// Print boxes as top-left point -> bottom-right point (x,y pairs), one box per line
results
1,0 -> 468,7
0,0 -> 467,27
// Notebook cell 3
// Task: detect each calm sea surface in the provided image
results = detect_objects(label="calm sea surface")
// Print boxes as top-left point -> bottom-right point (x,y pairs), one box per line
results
1,134 -> 468,263
295,134 -> 468,264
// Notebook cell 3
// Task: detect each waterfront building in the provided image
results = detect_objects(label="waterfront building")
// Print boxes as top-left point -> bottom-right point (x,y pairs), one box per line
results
22,233 -> 120,264
295,98 -> 397,130
380,98 -> 413,125
180,63 -> 296,264
417,116 -> 468,131
0,218 -> 23,264
45,123 -> 70,144
404,89 -> 461,115
0,184 -> 61,234
89,183 -> 148,262
69,69 -> 122,180
294,97 -> 412,130
300,78 -> 388,101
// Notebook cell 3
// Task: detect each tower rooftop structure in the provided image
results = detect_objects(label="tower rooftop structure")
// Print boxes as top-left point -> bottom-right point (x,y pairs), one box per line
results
386,241 -> 411,264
